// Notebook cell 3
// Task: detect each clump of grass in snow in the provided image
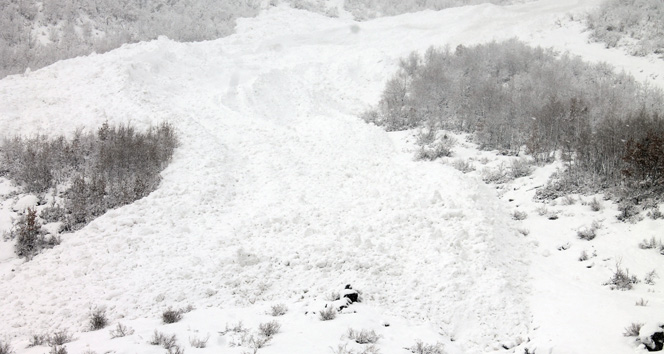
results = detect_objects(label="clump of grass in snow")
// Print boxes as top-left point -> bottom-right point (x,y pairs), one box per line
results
89,308 -> 108,330
604,262 -> 639,290
189,334 -> 209,348
623,323 -> 643,337
347,328 -> 380,344
407,340 -> 446,354
319,306 -> 337,321
270,303 -> 287,316
162,308 -> 183,324
258,321 -> 280,338
109,323 -> 135,338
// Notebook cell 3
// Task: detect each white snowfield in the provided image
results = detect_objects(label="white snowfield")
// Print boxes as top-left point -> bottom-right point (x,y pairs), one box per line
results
0,0 -> 662,353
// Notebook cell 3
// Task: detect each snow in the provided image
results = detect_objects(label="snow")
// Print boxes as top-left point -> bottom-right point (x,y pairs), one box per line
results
1,0 -> 663,353
12,195 -> 40,213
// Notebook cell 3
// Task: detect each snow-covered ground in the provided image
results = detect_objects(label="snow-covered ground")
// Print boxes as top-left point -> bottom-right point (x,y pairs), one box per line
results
0,0 -> 662,353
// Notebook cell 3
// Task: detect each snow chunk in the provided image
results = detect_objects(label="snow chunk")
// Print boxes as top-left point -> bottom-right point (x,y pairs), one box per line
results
13,195 -> 39,212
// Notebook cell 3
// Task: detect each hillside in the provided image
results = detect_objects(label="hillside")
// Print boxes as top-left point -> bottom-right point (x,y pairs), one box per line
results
1,0 -> 663,353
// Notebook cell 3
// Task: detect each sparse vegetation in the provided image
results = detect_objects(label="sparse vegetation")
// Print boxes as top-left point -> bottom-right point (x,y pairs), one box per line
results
577,222 -> 600,241
644,269 -> 658,285
188,334 -> 209,348
47,330 -> 73,347
578,250 -> 589,262
89,308 -> 108,330
589,197 -> 603,212
0,341 -> 14,354
451,159 -> 475,173
407,340 -> 446,354
636,298 -> 649,306
623,322 -> 644,337
511,210 -> 528,221
319,306 -> 337,321
162,308 -> 183,324
605,262 -> 639,290
587,0 -> 664,57
109,323 -> 135,338
219,321 -> 247,335
366,39 -> 664,201
258,321 -> 281,338
1,123 -> 178,258
149,330 -> 179,350
347,328 -> 380,344
270,303 -> 288,317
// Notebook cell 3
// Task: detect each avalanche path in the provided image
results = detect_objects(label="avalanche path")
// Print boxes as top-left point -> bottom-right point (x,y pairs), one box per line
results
1,0 -> 654,352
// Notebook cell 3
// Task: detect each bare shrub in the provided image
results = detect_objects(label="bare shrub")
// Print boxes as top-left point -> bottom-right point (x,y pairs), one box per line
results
325,292 -> 341,301
48,345 -> 67,354
189,334 -> 209,348
481,164 -> 508,184
28,334 -> 48,347
407,340 -> 446,354
639,237 -> 661,250
89,308 -> 108,330
578,250 -> 589,262
644,269 -> 658,285
623,323 -> 644,337
109,323 -> 135,338
47,330 -> 73,346
509,158 -> 533,179
416,132 -> 456,160
0,341 -> 14,354
617,201 -> 641,223
561,195 -> 576,206
219,321 -> 247,335
330,344 -> 380,354
604,262 -> 639,290
589,197 -> 602,212
347,328 -> 380,344
577,227 -> 596,241
270,303 -> 288,316
149,331 -> 178,350
451,159 -> 475,173
636,298 -> 649,306
162,308 -> 183,324
258,321 -> 281,338
319,306 -> 337,321
511,210 -> 527,221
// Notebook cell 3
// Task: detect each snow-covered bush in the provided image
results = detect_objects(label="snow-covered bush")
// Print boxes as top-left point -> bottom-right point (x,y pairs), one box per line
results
188,334 -> 209,348
344,0 -> 522,21
589,197 -> 603,212
511,210 -> 528,221
416,131 -> 456,160
587,0 -> 664,57
1,122 -> 178,237
258,321 -> 281,338
270,303 -> 288,316
369,39 -> 664,198
347,328 -> 380,344
451,159 -> 475,173
407,340 -> 446,354
605,263 -> 639,290
0,0 -> 262,79
319,306 -> 337,321
149,331 -> 178,350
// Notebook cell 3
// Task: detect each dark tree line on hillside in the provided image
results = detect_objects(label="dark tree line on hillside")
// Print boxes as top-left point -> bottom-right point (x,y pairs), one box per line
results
1,122 -> 178,236
365,39 -> 664,199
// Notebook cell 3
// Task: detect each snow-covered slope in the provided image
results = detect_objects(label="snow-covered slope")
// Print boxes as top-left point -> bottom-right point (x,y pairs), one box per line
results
0,0 -> 662,353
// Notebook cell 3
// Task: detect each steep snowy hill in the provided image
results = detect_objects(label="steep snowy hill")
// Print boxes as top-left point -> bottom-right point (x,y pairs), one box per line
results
0,0 -> 662,353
